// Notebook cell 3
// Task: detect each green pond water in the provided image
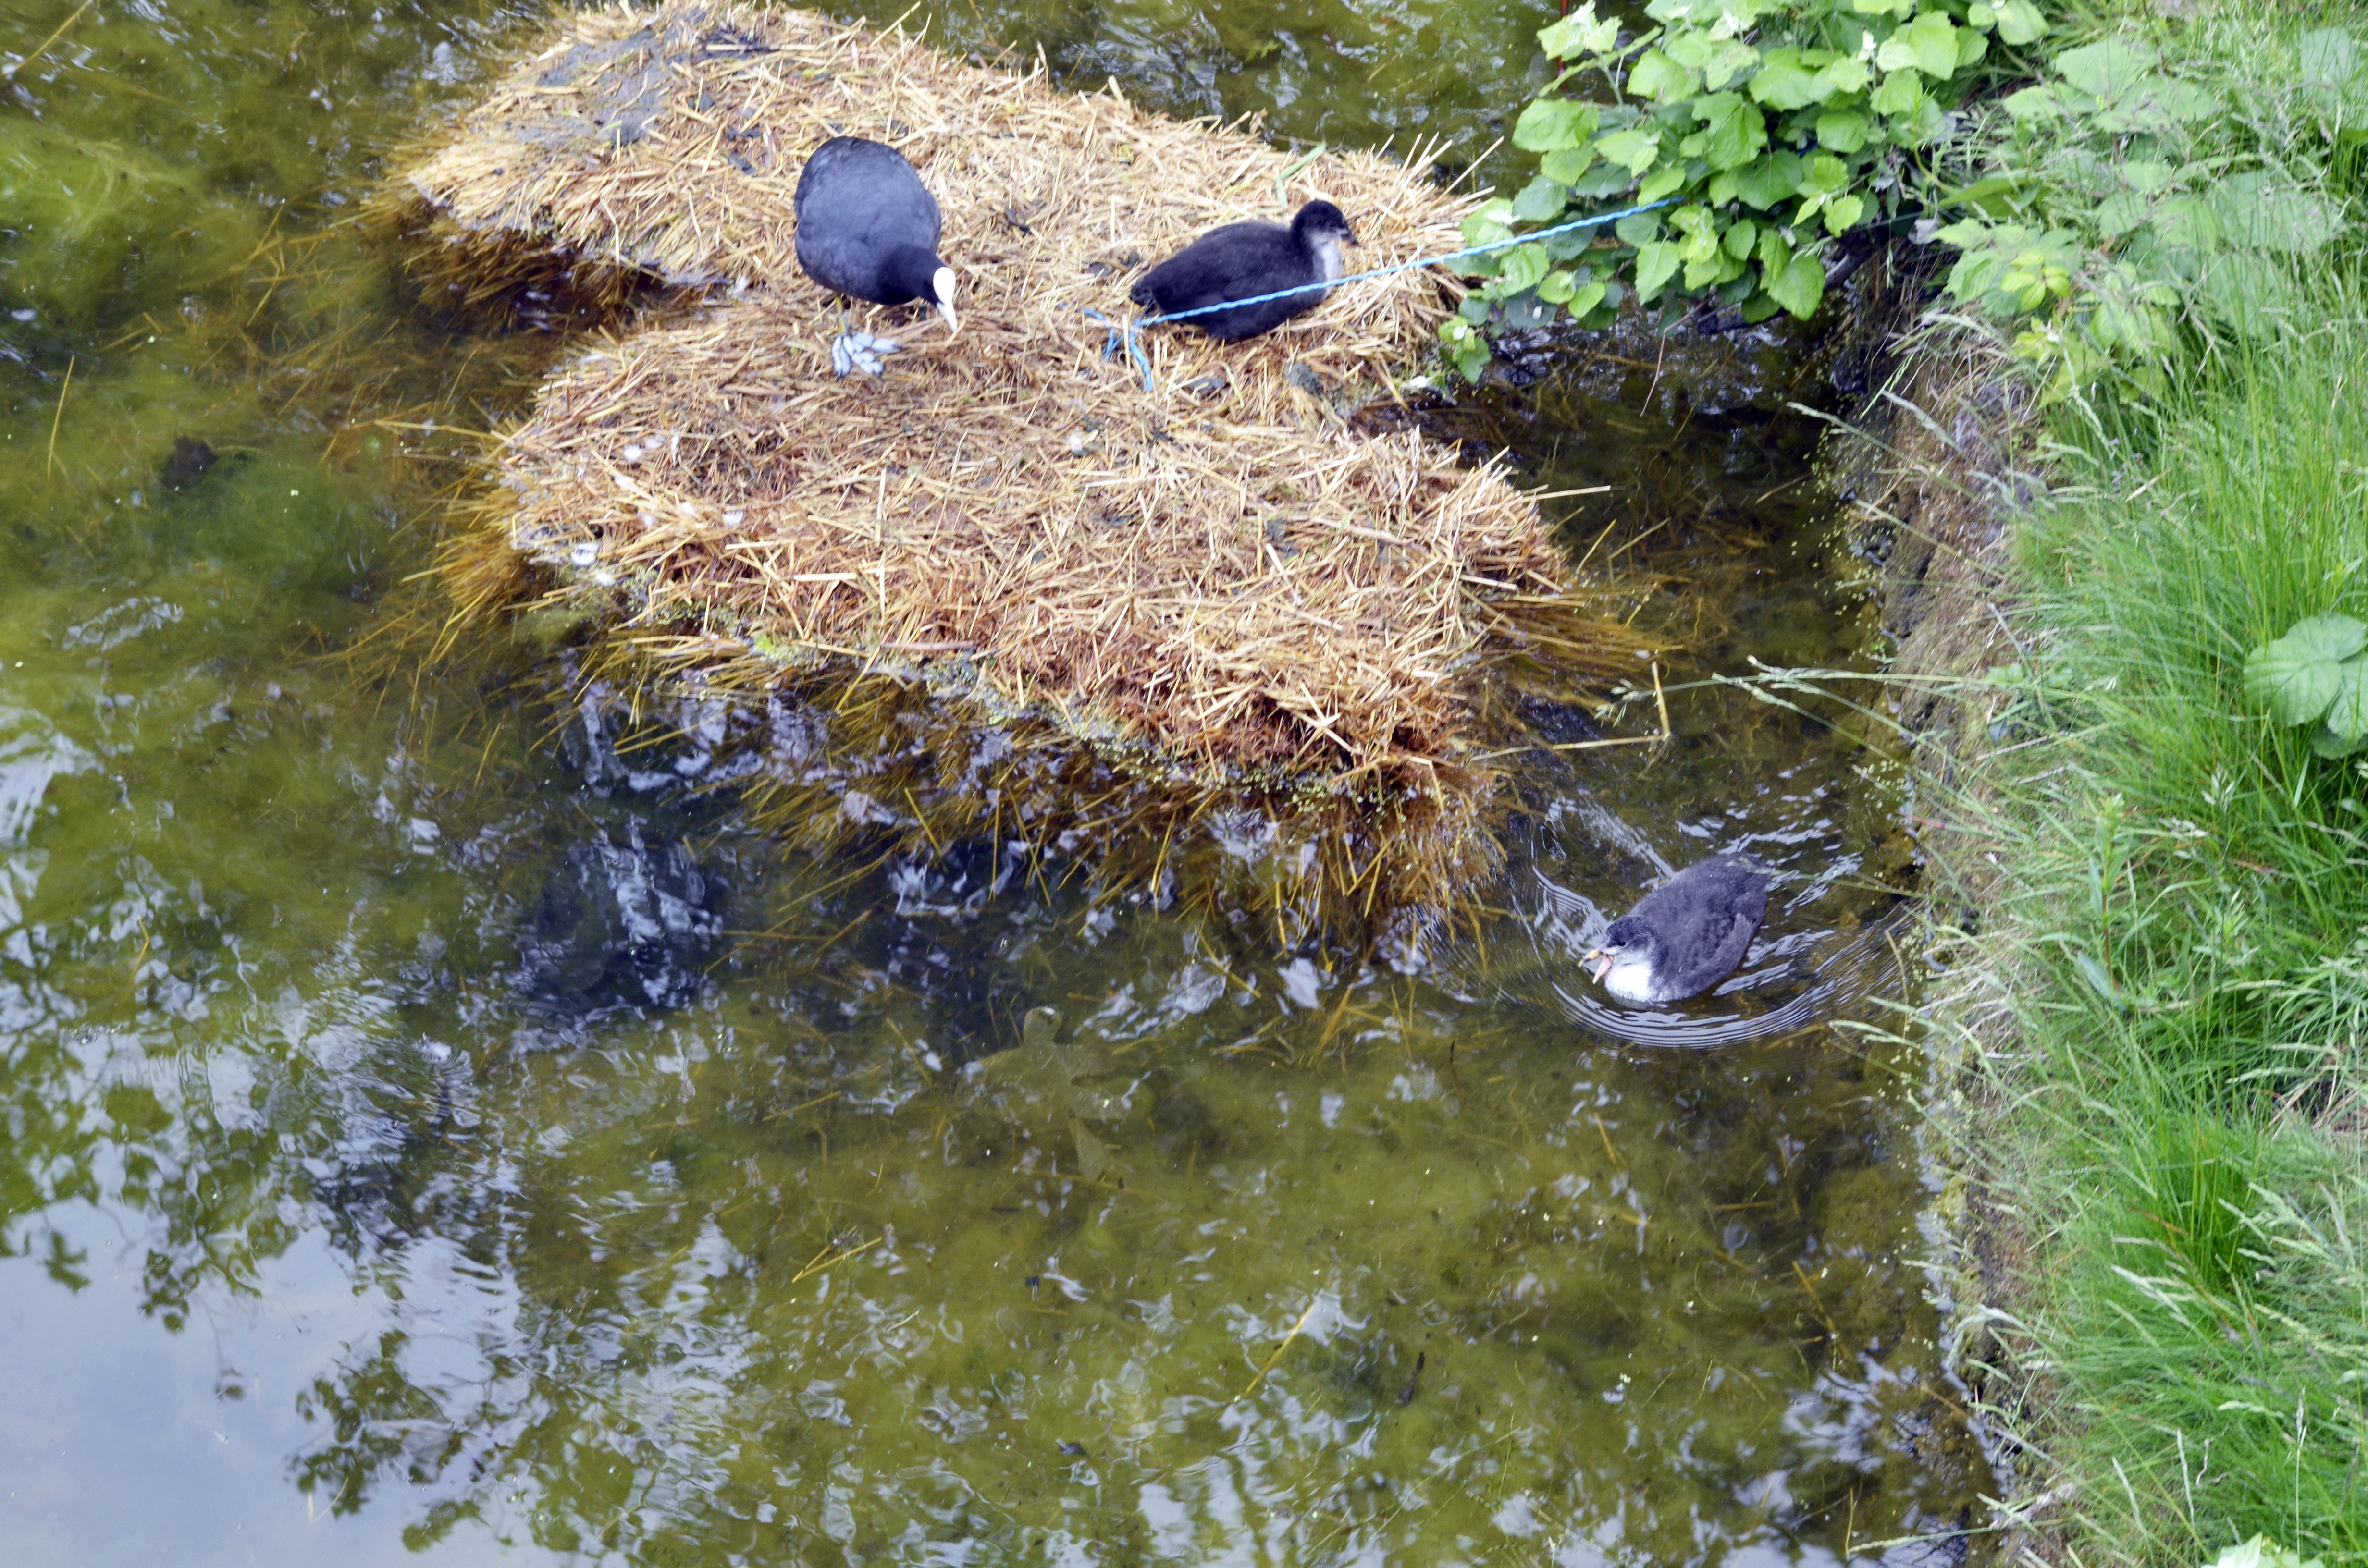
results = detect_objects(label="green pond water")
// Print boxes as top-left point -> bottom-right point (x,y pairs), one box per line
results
0,0 -> 1997,1564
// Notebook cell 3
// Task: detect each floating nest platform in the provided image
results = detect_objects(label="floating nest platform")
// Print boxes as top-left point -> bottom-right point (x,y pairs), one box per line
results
392,0 -> 1651,936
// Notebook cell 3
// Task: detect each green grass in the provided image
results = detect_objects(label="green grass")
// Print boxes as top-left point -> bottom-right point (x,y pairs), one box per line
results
1936,288 -> 2368,1565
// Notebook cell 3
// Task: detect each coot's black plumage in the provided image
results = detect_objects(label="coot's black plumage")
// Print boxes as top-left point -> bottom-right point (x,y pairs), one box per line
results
1585,857 -> 1769,1005
793,136 -> 958,335
1129,200 -> 1359,341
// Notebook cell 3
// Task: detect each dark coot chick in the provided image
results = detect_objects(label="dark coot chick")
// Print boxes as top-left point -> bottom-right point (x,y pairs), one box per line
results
1585,856 -> 1769,1005
793,135 -> 957,368
1130,200 -> 1359,341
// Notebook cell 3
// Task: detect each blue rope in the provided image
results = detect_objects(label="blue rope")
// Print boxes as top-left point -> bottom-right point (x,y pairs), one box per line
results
1150,194 -> 1677,327
1059,304 -> 1159,392
1067,194 -> 1677,395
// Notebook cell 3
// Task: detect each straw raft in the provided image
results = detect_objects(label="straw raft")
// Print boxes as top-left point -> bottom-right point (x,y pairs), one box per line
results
394,1 -> 1647,927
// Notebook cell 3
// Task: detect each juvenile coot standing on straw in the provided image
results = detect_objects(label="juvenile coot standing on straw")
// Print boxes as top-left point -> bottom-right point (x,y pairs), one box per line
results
1130,200 -> 1360,341
1585,857 -> 1769,1005
792,135 -> 959,376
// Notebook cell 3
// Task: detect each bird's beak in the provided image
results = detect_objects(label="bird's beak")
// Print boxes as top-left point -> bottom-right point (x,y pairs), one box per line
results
1583,948 -> 1612,982
1346,227 -> 1362,247
932,266 -> 960,337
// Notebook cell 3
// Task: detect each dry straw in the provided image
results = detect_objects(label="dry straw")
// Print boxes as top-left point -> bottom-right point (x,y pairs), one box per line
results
389,0 -> 1650,933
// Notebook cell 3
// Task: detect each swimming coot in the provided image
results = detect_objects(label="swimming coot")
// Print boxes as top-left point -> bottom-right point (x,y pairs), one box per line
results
1585,856 -> 1769,1005
1129,200 -> 1359,341
793,135 -> 957,370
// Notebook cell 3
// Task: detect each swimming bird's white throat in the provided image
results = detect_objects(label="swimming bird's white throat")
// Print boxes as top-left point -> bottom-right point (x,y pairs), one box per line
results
1585,944 -> 1660,1005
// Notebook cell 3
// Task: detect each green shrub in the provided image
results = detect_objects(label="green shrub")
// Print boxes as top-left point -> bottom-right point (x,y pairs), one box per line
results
1935,21 -> 2364,400
1444,0 -> 2043,377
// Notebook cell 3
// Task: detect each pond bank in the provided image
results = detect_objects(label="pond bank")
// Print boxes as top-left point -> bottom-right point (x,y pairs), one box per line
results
1839,242 -> 2368,1567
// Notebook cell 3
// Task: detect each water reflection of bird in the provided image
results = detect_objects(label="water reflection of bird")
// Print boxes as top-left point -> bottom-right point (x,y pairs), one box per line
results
1130,200 -> 1359,341
793,136 -> 958,375
1586,856 -> 1769,1005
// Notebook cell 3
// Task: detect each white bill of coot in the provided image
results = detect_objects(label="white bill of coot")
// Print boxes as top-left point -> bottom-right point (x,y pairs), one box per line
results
1585,856 -> 1770,1005
792,135 -> 958,375
1128,200 -> 1359,341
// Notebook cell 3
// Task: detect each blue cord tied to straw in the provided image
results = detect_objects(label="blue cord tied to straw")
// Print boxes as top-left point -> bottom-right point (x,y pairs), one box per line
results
1076,195 -> 1678,393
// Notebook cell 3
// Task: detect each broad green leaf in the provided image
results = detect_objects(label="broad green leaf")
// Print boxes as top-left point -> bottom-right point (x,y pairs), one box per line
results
1850,0 -> 1913,16
1993,0 -> 2045,45
2003,84 -> 2068,120
1691,93 -> 1768,170
1537,268 -> 1579,304
2209,173 -> 2338,255
1634,240 -> 1685,300
1538,3 -> 1621,60
1895,93 -> 1949,146
2309,726 -> 2368,759
2111,77 -> 2219,127
1934,217 -> 2015,250
2197,251 -> 2296,337
1541,146 -> 1600,184
2152,195 -> 2223,252
1750,57 -> 1827,110
2300,27 -> 2361,85
1870,69 -> 1924,117
1964,0 -> 2001,31
2244,614 -> 2367,725
1462,211 -> 1514,247
1562,280 -> 1609,317
1765,248 -> 1825,316
1670,204 -> 1718,241
1724,218 -> 1759,258
1615,209 -> 1665,245
2328,661 -> 2368,741
1638,161 -> 1689,202
1956,29 -> 1988,69
1595,127 -> 1664,174
1799,152 -> 1850,195
1893,12 -> 1961,77
1741,290 -> 1784,323
2094,192 -> 2149,239
1945,246 -> 2004,300
2057,38 -> 2155,99
1815,109 -> 1870,151
1514,98 -> 1600,152
1512,176 -> 1569,222
1628,48 -> 1701,103
2120,159 -> 2177,194
1665,31 -> 1762,92
1758,228 -> 1790,271
1730,151 -> 1804,208
1823,192 -> 1866,233
1815,56 -> 1872,97
1499,241 -> 1552,294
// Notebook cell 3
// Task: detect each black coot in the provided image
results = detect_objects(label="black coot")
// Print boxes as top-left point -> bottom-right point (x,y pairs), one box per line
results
793,135 -> 958,365
1585,856 -> 1769,1005
1129,200 -> 1359,341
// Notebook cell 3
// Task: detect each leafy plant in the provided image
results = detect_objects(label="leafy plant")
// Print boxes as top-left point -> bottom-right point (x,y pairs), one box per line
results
1934,25 -> 2363,399
2243,611 -> 2368,757
1443,0 -> 2042,377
